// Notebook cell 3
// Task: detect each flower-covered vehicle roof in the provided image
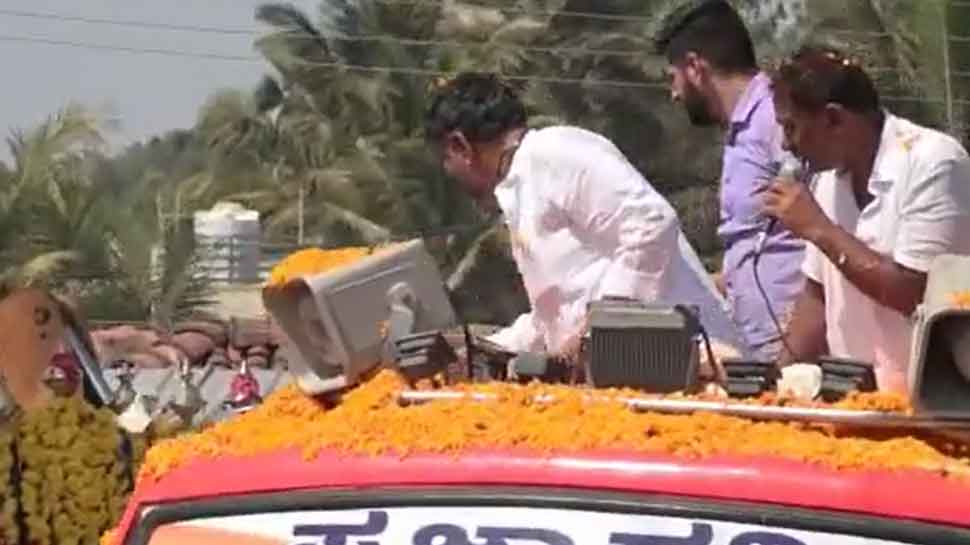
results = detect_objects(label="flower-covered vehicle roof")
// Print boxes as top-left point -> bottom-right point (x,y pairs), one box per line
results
105,371 -> 970,545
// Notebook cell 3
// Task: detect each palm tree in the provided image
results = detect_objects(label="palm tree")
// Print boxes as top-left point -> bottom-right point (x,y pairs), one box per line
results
221,1 -> 514,321
194,78 -> 393,245
251,2 -> 454,237
0,105 -> 215,323
771,0 -> 969,137
0,104 -> 106,286
200,2 -> 488,247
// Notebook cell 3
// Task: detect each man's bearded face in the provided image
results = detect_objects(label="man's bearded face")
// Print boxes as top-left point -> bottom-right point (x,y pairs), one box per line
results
682,79 -> 717,127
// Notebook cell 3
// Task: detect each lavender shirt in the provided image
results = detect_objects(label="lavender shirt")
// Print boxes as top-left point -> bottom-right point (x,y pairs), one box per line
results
719,73 -> 805,356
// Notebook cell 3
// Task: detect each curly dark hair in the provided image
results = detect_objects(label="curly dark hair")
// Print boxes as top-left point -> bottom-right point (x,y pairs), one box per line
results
771,46 -> 881,114
424,72 -> 528,144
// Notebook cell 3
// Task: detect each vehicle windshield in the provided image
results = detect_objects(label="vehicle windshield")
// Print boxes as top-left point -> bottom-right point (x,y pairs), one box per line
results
141,503 -> 935,545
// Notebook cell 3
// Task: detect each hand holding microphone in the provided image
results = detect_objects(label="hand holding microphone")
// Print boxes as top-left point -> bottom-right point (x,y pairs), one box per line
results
755,157 -> 804,254
754,156 -> 817,360
760,157 -> 827,244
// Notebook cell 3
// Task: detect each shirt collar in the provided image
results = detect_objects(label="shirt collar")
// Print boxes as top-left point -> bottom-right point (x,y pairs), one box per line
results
868,111 -> 911,192
494,129 -> 534,193
727,72 -> 772,144
731,72 -> 772,125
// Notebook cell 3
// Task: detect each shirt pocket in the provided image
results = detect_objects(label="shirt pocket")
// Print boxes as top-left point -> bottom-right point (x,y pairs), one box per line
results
856,189 -> 898,254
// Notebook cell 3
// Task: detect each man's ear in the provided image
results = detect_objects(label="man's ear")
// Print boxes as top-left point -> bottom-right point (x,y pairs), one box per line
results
445,131 -> 473,156
823,103 -> 847,131
683,51 -> 709,82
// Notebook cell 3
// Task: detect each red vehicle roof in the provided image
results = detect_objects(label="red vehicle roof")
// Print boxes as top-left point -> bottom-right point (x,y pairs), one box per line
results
113,448 -> 970,543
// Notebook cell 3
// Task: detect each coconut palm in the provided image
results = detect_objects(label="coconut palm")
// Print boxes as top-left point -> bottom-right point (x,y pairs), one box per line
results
194,77 -> 395,246
251,2 -> 459,237
0,105 -> 214,323
0,104 -> 106,286
793,0 -> 950,129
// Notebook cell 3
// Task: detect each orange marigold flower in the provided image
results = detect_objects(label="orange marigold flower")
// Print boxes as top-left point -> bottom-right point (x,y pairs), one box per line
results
136,370 -> 970,487
949,290 -> 970,310
267,247 -> 376,287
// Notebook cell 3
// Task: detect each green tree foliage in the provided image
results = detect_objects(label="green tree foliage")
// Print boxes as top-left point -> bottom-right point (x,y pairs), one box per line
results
2,0 -> 968,326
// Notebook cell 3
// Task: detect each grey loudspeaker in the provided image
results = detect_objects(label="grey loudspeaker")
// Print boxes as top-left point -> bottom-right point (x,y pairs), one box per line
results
587,298 -> 700,393
909,254 -> 970,416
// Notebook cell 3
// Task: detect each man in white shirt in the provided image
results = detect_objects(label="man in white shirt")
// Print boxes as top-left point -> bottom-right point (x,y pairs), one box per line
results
425,72 -> 741,357
763,47 -> 970,393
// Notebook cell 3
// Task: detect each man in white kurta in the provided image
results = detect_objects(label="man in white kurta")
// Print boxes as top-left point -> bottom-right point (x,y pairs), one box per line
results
484,125 -> 740,354
425,73 -> 741,357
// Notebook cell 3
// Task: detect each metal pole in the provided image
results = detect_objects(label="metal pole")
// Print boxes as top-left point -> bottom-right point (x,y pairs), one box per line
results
942,1 -> 956,135
298,181 -> 305,246
174,189 -> 182,236
398,390 -> 970,431
229,237 -> 237,283
64,326 -> 115,407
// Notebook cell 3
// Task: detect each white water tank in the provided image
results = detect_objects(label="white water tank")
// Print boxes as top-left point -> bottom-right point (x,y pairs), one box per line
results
194,202 -> 262,283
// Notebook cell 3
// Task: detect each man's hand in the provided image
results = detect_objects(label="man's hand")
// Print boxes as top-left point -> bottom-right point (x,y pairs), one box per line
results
555,316 -> 588,365
762,177 -> 831,241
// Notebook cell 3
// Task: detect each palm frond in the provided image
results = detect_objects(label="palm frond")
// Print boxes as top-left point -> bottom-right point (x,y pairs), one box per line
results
9,250 -> 83,288
254,74 -> 286,113
264,198 -> 391,243
445,220 -> 502,292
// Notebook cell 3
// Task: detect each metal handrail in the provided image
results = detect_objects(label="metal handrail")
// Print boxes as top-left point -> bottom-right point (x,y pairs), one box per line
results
398,390 -> 970,431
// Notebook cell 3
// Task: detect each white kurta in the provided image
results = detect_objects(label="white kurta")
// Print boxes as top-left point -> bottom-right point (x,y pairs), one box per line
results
486,126 -> 742,354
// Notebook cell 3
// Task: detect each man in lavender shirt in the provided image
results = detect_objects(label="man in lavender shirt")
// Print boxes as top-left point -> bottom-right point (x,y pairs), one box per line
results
656,0 -> 805,360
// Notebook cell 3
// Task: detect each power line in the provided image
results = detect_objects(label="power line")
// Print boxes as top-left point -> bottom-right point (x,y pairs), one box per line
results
4,33 -> 968,107
0,35 -> 257,62
0,4 -> 648,27
4,6 -> 970,58
5,4 -> 970,43
372,0 -> 970,25
310,34 -> 653,58
0,34 -> 671,90
0,8 -> 255,35
0,7 -> 659,58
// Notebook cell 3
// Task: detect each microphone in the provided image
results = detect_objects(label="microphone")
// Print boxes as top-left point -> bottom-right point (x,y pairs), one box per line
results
755,156 -> 806,256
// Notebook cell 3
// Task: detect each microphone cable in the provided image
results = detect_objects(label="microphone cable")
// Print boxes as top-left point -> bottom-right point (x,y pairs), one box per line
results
752,243 -> 796,361
751,157 -> 807,361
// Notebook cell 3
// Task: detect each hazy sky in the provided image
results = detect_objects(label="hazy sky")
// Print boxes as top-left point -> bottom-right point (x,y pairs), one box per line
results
0,0 -> 318,157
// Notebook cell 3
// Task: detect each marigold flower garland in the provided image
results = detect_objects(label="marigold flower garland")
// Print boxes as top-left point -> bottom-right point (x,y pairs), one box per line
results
136,369 -> 970,487
0,423 -> 18,545
0,397 -> 133,545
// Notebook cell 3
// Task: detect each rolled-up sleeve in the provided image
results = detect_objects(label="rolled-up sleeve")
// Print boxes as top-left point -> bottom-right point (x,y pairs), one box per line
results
894,155 -> 970,272
559,148 -> 680,302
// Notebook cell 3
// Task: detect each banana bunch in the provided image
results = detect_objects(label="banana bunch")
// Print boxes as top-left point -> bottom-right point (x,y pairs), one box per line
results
15,397 -> 128,545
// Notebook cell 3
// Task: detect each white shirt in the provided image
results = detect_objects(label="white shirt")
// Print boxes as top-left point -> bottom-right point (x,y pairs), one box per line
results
803,113 -> 970,393
486,126 -> 742,354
